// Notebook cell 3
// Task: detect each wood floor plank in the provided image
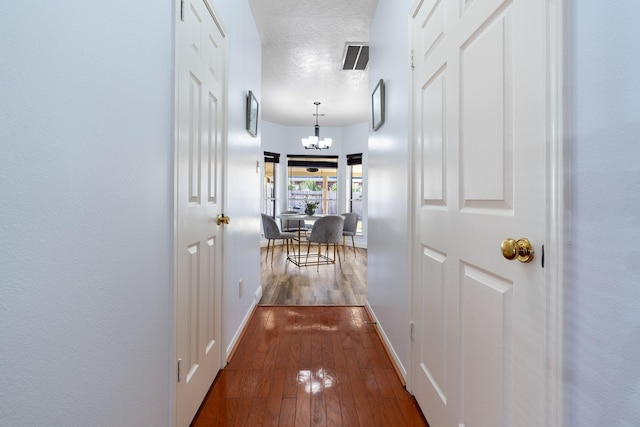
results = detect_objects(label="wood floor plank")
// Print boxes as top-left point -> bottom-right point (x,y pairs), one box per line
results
343,357 -> 376,426
254,369 -> 273,399
331,330 -> 359,427
371,366 -> 397,399
300,329 -> 312,370
361,368 -> 382,397
295,370 -> 312,426
244,398 -> 267,426
335,377 -> 359,427
283,366 -> 299,399
382,397 -> 410,427
239,370 -> 260,398
283,322 -> 301,397
368,397 -> 392,427
323,367 -> 343,427
232,398 -> 253,427
263,369 -> 286,427
224,369 -> 250,399
278,397 -> 296,426
274,324 -> 292,370
190,307 -> 428,427
310,371 -> 327,426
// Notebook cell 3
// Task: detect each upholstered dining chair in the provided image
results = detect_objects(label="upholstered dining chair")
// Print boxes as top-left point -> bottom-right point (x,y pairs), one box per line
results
305,215 -> 344,271
261,214 -> 295,263
341,212 -> 358,259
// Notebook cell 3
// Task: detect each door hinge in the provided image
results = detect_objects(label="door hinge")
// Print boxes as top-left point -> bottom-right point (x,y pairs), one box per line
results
180,0 -> 185,22
410,49 -> 415,70
410,321 -> 415,342
177,358 -> 183,383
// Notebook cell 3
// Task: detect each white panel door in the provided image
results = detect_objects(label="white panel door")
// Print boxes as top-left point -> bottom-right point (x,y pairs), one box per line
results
410,1 -> 548,426
175,1 -> 226,426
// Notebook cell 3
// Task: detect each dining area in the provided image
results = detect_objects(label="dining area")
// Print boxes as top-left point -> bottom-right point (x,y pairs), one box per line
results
259,211 -> 365,305
262,212 -> 357,267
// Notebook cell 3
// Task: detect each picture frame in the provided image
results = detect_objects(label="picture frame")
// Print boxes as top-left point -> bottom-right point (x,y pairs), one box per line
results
246,90 -> 259,137
371,79 -> 385,131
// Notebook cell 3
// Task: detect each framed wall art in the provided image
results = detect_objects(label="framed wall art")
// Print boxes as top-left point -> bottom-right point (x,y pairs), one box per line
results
246,90 -> 259,137
371,79 -> 385,131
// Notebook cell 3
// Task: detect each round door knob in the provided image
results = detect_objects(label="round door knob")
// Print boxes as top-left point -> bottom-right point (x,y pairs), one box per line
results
217,214 -> 230,225
501,238 -> 534,263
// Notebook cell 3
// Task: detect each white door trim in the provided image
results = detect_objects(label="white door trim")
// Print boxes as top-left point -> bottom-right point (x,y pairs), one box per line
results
171,1 -> 180,420
405,1 -> 569,425
405,1 -> 419,395
544,1 -> 569,425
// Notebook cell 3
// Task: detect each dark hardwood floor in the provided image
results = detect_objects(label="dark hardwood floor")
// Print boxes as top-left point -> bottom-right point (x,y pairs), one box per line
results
191,306 -> 429,426
259,244 -> 367,305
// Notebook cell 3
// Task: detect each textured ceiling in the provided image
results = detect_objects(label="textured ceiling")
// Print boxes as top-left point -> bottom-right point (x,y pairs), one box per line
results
249,0 -> 379,127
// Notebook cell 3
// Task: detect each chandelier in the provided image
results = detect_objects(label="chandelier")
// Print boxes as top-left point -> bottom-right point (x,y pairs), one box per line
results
301,102 -> 332,150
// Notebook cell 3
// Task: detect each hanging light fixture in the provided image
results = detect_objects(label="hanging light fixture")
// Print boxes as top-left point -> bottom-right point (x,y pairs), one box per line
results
301,102 -> 332,150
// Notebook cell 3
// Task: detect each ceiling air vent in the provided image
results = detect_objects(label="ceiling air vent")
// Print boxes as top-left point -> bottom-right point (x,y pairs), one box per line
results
342,43 -> 369,71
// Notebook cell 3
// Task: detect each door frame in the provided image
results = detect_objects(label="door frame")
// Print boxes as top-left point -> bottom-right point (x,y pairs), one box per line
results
544,2 -> 569,424
171,0 -> 228,425
406,1 -> 568,425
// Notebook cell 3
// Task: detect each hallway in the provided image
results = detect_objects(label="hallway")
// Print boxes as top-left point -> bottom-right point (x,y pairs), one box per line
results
191,306 -> 428,426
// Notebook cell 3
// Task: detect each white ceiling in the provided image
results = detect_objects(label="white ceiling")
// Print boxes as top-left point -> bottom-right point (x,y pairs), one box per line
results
249,0 -> 379,127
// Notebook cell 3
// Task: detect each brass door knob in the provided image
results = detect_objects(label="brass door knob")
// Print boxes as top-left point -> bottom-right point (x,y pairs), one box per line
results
217,214 -> 230,225
501,238 -> 534,263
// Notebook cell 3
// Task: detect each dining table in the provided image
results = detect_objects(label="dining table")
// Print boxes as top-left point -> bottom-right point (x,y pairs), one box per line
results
277,213 -> 325,267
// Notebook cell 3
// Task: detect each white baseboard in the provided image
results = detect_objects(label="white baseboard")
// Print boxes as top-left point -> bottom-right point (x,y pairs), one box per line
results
365,301 -> 408,382
226,296 -> 259,361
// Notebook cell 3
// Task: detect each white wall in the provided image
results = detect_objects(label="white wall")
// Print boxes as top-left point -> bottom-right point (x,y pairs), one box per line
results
367,0 -> 414,377
212,1 -> 263,357
569,2 -> 640,426
0,2 -> 173,425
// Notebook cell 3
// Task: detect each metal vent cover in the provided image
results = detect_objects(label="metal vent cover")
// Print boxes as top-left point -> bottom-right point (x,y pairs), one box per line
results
341,43 -> 369,70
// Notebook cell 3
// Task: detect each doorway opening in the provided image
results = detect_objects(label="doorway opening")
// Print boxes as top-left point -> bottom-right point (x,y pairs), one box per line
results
259,154 -> 366,306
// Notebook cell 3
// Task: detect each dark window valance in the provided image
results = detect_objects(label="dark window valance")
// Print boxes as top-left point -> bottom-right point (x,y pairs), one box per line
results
287,154 -> 338,169
264,151 -> 280,163
287,160 -> 338,168
346,153 -> 362,166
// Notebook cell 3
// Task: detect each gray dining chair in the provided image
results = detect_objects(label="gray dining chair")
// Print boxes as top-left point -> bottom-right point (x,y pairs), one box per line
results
305,215 -> 344,271
261,214 -> 295,263
341,212 -> 358,259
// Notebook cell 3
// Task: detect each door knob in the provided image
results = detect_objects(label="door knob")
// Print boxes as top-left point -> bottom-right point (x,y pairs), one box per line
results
217,214 -> 230,225
501,237 -> 534,263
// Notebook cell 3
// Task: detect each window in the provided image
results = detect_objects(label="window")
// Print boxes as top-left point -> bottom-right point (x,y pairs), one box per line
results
287,155 -> 338,215
347,153 -> 363,234
263,151 -> 279,217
